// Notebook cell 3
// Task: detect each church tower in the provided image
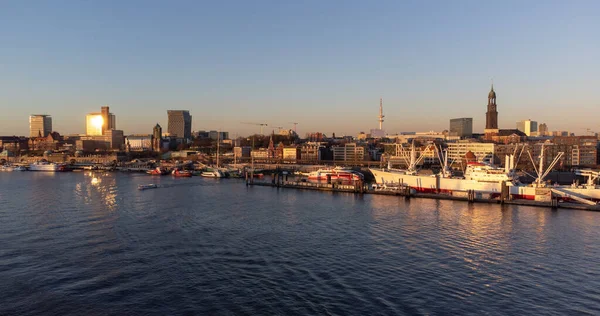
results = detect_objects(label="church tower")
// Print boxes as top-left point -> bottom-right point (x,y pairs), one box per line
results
484,85 -> 499,135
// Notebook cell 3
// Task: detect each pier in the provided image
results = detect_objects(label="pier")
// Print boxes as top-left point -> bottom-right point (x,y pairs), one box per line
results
247,179 -> 600,212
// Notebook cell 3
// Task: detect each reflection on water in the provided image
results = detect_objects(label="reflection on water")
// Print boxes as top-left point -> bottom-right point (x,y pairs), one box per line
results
1,172 -> 600,315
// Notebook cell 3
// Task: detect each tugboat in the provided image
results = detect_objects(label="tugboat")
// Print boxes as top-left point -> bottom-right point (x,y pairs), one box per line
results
172,168 -> 192,177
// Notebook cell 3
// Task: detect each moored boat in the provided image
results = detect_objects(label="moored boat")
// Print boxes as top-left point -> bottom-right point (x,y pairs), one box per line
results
147,167 -> 169,175
172,168 -> 192,177
29,161 -> 67,172
308,166 -> 363,181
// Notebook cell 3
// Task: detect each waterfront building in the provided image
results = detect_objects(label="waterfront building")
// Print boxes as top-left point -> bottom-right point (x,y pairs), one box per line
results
167,110 -> 192,139
447,141 -> 495,166
516,119 -> 538,136
234,146 -> 251,159
449,118 -> 473,138
300,142 -> 323,161
251,148 -> 269,161
332,143 -> 365,162
282,146 -> 300,162
29,115 -> 52,138
276,142 -> 284,159
484,85 -> 499,138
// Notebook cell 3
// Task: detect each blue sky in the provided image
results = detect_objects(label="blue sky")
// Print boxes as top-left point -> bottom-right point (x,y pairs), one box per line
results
1,0 -> 598,136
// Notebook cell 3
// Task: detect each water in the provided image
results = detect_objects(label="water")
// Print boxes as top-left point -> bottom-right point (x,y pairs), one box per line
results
1,172 -> 600,315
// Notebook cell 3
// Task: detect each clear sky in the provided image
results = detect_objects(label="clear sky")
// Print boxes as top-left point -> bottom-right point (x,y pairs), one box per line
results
1,0 -> 598,137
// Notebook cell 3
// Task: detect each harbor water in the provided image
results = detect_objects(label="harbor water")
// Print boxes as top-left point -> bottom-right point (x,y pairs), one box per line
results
1,172 -> 600,315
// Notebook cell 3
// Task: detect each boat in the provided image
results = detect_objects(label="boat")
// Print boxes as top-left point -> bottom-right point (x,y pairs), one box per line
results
13,166 -> 27,171
172,168 -> 192,177
371,143 -> 600,204
29,161 -> 67,172
147,167 -> 169,175
138,183 -> 159,190
0,165 -> 14,172
201,169 -> 226,178
307,166 -> 363,181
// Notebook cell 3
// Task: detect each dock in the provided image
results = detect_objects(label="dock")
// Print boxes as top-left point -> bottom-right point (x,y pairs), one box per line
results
247,180 -> 600,212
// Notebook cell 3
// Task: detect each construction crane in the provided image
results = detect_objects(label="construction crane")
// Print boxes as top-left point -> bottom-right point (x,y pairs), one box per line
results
288,122 -> 298,133
241,122 -> 268,135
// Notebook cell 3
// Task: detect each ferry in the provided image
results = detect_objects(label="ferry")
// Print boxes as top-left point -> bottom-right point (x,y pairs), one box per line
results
29,161 -> 67,172
307,167 -> 363,181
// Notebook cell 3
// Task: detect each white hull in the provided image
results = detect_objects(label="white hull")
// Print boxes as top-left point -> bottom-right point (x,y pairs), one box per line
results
370,169 -> 505,194
29,163 -> 65,172
370,168 -> 600,202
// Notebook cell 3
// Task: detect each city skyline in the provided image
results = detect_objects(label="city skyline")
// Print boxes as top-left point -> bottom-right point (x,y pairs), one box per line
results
1,1 -> 599,136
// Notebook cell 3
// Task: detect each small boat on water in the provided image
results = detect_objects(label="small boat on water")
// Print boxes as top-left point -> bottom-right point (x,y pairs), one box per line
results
147,167 -> 169,175
172,168 -> 193,177
138,184 -> 159,190
13,166 -> 27,171
201,169 -> 226,178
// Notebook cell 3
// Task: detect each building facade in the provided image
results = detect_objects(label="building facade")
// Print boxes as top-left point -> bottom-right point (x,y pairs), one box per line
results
332,143 -> 365,162
167,110 -> 192,139
449,118 -> 473,138
29,115 -> 52,138
447,141 -> 496,165
86,111 -> 115,136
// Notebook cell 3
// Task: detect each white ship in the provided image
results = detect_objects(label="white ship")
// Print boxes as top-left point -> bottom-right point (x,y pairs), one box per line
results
371,143 -> 600,204
29,161 -> 67,172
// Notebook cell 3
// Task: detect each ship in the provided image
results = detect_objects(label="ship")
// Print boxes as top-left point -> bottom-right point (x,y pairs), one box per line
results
371,143 -> 600,204
308,167 -> 363,181
29,161 -> 67,172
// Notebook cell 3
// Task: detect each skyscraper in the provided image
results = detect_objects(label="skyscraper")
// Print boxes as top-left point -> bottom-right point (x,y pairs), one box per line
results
152,123 -> 162,152
485,85 -> 498,133
449,118 -> 473,137
86,111 -> 116,136
29,115 -> 52,137
167,110 -> 192,139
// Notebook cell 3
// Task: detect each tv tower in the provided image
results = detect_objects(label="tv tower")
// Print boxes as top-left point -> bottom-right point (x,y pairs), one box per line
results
378,98 -> 385,129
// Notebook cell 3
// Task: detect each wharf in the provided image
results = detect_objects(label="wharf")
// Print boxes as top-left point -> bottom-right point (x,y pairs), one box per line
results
248,181 -> 600,212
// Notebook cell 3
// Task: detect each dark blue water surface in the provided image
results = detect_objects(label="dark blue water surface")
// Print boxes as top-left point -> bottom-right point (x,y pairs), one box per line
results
1,172 -> 600,315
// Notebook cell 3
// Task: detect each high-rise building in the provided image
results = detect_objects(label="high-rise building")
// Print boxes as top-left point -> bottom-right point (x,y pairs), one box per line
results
29,115 -> 52,137
485,85 -> 498,134
538,123 -> 548,136
167,110 -> 192,139
86,112 -> 116,136
516,119 -> 538,136
86,106 -> 116,136
152,123 -> 162,152
449,118 -> 473,137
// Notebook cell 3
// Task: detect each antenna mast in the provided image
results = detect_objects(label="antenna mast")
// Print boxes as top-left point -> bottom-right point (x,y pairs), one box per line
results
378,98 -> 384,130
